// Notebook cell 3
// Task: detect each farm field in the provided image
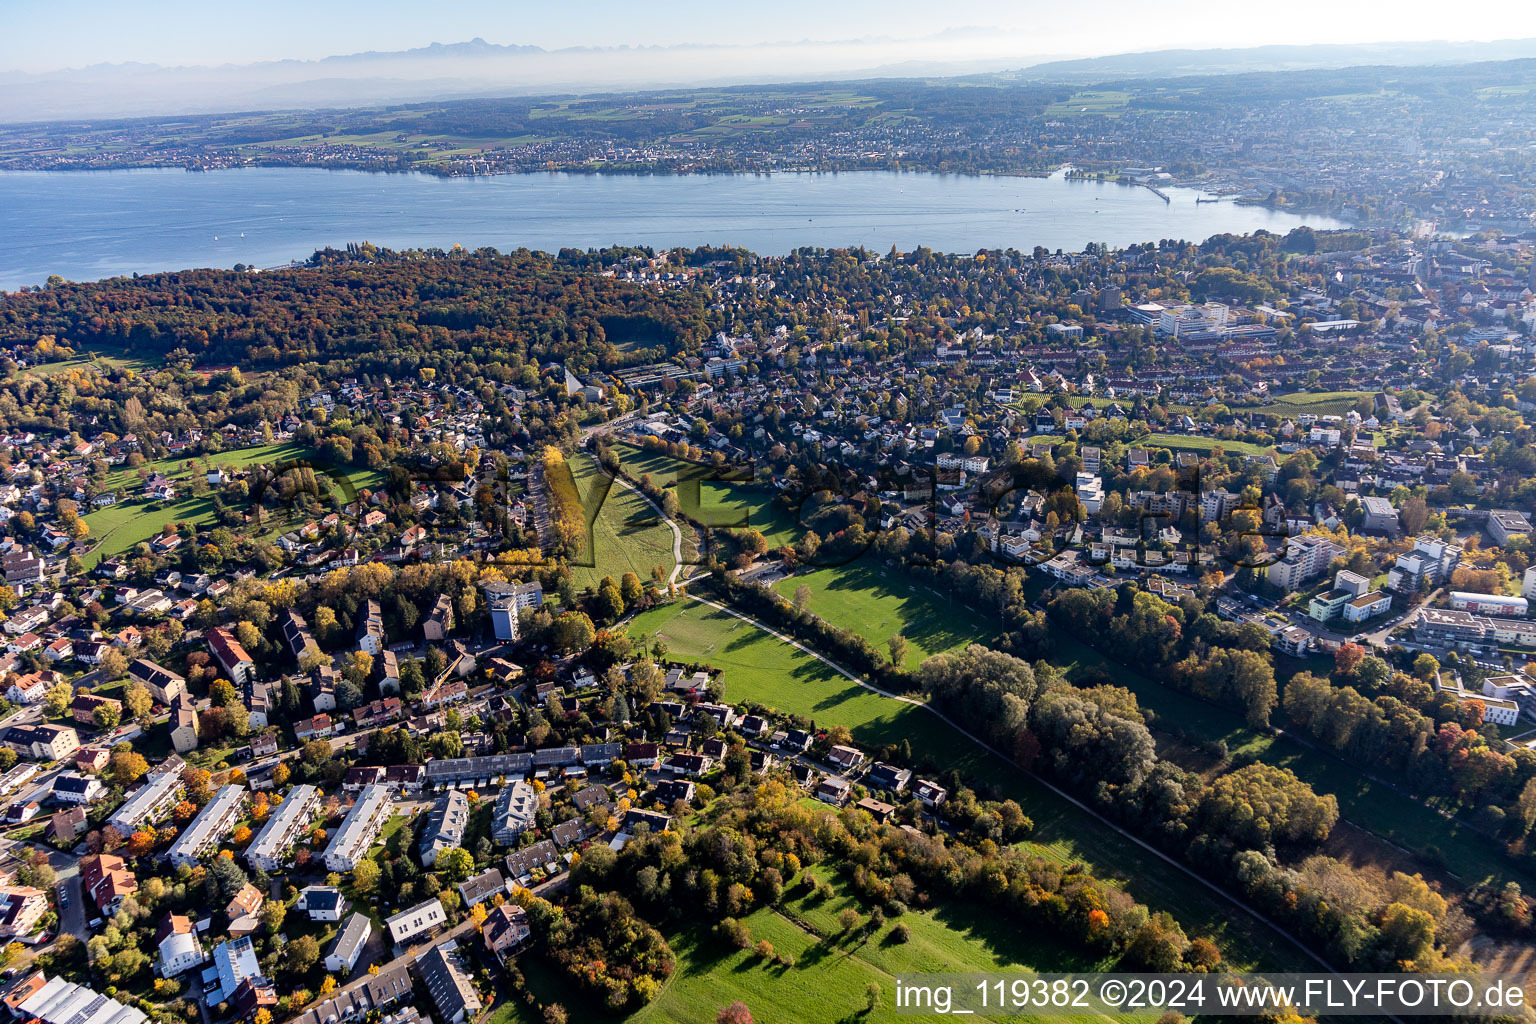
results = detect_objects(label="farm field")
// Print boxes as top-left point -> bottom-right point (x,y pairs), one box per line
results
771,564 -> 985,666
495,862 -> 1121,1024
626,599 -> 1311,971
569,454 -> 678,591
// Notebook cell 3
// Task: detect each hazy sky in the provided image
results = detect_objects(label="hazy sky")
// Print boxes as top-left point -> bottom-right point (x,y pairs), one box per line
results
7,0 -> 1536,72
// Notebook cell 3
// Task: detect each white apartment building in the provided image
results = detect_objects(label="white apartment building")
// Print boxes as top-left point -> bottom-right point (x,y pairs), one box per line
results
1158,302 -> 1229,337
1450,592 -> 1530,617
486,581 -> 544,642
246,784 -> 321,871
322,784 -> 393,872
1266,535 -> 1345,590
1389,536 -> 1462,594
167,785 -> 245,868
385,897 -> 447,947
108,770 -> 185,835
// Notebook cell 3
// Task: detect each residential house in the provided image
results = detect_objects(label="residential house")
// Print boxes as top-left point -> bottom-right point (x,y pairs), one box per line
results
79,853 -> 137,914
482,904 -> 531,963
385,898 -> 447,948
169,692 -> 200,754
156,914 -> 206,978
325,912 -> 373,974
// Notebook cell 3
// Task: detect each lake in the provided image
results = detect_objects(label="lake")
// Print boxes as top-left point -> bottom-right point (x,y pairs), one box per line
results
0,167 -> 1347,291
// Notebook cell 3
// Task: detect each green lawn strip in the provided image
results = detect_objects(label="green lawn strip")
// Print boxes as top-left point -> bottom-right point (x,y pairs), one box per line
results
568,454 -> 677,591
626,600 -> 1308,971
1050,634 -> 1534,890
1133,433 -> 1274,457
770,564 -> 986,667
1232,391 -> 1372,419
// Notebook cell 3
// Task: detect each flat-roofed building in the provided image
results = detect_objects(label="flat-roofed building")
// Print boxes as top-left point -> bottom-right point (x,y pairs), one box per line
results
167,784 -> 245,867
322,784 -> 393,872
1449,591 -> 1530,617
108,769 -> 184,834
246,784 -> 321,871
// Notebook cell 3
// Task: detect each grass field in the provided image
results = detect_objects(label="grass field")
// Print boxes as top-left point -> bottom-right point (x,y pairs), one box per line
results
494,853 -> 1133,1024
1045,91 -> 1132,118
569,454 -> 678,591
771,565 -> 985,667
1234,391 -> 1372,419
1132,433 -> 1275,457
11,345 -> 151,378
626,599 -> 1311,971
614,442 -> 801,547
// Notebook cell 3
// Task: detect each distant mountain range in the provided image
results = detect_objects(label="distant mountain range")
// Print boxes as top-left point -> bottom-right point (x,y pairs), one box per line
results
4,35 -> 1536,123
1006,38 -> 1536,80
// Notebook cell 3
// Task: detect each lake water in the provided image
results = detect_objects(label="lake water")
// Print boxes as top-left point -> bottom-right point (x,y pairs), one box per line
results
0,167 -> 1347,292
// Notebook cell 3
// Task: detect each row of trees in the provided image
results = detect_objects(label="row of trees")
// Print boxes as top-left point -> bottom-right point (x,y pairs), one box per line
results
912,643 -> 1472,972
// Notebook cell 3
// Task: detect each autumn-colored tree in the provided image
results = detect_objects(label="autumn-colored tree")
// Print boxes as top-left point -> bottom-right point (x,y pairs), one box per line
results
127,829 -> 157,857
109,750 -> 150,787
259,900 -> 287,934
122,681 -> 152,720
1333,642 -> 1366,678
352,858 -> 380,893
43,681 -> 74,719
93,702 -> 122,730
717,1002 -> 754,1024
232,825 -> 253,845
100,826 -> 124,853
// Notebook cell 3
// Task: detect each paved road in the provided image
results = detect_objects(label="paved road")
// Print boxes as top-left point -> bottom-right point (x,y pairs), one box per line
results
528,459 -> 552,552
53,860 -> 86,941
